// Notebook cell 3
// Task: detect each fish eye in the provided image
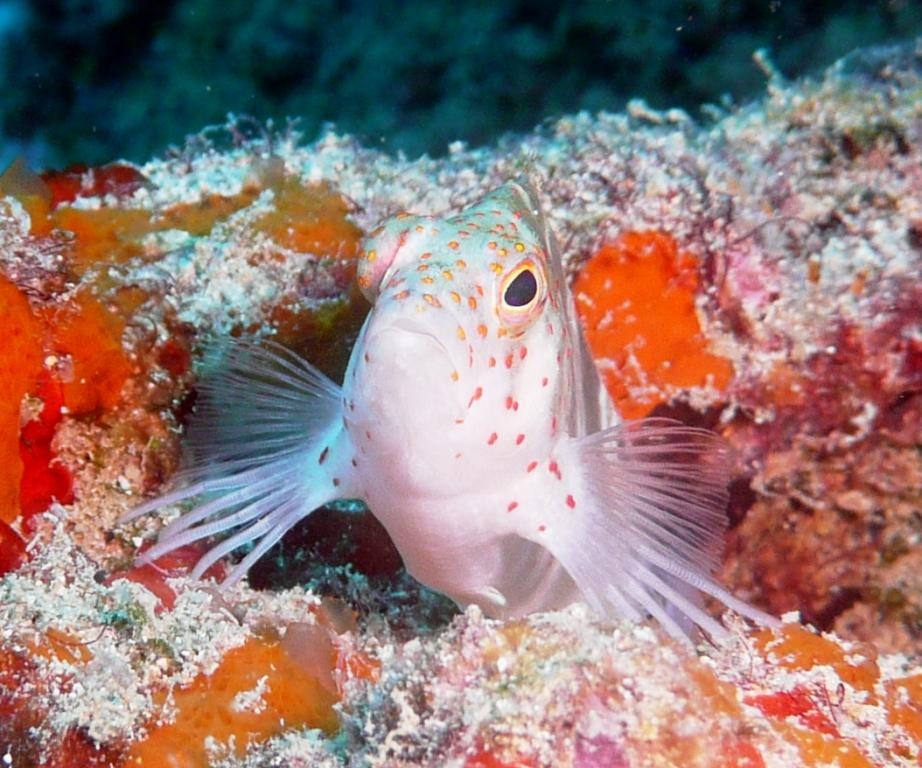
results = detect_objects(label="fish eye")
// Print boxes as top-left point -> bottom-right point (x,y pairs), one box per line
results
503,268 -> 538,307
497,260 -> 546,333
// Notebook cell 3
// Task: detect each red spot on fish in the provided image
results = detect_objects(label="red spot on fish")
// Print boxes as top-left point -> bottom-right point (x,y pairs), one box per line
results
541,377 -> 549,387
504,354 -> 514,369
527,460 -> 538,472
566,494 -> 576,509
332,478 -> 340,487
515,433 -> 525,445
487,432 -> 498,445
505,395 -> 514,410
318,446 -> 329,465
488,356 -> 497,368
519,347 -> 528,360
507,501 -> 519,512
549,460 -> 562,480
538,524 -> 547,533
468,387 -> 483,407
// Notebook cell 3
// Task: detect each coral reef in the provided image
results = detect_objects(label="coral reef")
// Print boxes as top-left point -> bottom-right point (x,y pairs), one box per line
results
0,41 -> 920,766
340,610 -> 920,767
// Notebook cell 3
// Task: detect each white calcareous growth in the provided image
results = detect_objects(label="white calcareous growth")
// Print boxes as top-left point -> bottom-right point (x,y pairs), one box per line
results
123,181 -> 778,642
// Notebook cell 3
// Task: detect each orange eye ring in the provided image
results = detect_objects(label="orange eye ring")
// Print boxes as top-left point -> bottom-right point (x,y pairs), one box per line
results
497,260 -> 546,333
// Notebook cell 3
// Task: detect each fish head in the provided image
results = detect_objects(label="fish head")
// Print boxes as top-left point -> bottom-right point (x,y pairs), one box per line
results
345,182 -> 576,496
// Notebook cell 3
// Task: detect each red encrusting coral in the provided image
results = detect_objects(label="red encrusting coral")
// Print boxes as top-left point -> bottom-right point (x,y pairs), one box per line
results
40,163 -> 149,208
0,521 -> 28,576
106,542 -> 228,612
0,274 -> 44,524
573,231 -> 733,419
18,370 -> 74,523
745,686 -> 841,737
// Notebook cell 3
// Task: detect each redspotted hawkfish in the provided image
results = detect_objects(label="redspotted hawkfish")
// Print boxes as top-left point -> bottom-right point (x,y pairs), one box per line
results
124,181 -> 777,642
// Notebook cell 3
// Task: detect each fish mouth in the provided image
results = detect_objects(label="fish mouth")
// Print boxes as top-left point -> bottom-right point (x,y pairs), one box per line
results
365,317 -> 467,420
381,317 -> 459,369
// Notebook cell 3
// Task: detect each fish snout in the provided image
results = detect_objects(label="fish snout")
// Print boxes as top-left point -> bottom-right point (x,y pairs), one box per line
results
360,317 -> 465,410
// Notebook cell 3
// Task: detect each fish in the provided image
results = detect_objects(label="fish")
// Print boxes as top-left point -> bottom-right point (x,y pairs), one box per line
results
122,181 -> 778,642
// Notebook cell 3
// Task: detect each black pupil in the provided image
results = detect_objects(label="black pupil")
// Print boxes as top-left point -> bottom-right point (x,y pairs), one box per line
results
504,269 -> 538,307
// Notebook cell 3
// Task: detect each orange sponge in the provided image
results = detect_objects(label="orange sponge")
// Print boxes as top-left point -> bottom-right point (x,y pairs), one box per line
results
574,231 -> 733,418
254,177 -> 363,257
128,636 -> 339,767
0,275 -> 131,526
746,624 -> 919,767
0,276 -> 44,523
41,291 -> 132,415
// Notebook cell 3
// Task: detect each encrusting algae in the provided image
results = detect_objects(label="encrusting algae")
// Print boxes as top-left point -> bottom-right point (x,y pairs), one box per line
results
0,41 -> 920,767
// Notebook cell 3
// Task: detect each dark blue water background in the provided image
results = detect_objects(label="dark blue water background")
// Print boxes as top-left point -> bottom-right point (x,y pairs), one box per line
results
1,1 -> 920,169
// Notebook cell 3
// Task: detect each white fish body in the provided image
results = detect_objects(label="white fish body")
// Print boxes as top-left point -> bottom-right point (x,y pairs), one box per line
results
124,182 -> 777,641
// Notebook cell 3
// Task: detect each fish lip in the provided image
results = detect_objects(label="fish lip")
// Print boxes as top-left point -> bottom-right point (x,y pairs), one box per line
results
374,317 -> 458,368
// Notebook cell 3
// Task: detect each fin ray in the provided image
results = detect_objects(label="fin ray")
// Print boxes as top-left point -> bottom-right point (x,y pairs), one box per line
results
121,340 -> 352,584
536,419 -> 778,642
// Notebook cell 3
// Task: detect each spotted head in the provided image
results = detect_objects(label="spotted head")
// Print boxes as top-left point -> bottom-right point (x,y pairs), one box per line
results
345,182 -> 578,496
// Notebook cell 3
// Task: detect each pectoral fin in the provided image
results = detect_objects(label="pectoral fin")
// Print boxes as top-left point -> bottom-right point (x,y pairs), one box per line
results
535,419 -> 779,642
121,340 -> 355,586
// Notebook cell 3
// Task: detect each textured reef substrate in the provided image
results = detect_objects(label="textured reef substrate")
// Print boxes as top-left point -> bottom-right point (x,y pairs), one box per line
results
0,41 -> 920,766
